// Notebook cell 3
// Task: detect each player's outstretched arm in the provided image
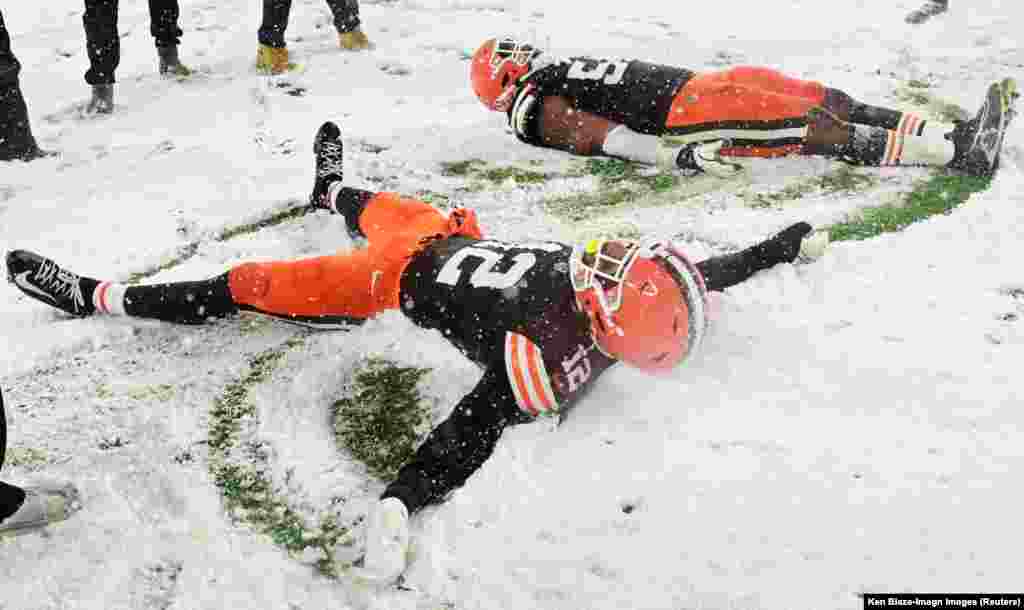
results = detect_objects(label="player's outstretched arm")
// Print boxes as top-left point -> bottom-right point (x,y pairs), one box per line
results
696,222 -> 826,292
518,93 -> 739,176
354,368 -> 521,585
380,367 -> 521,515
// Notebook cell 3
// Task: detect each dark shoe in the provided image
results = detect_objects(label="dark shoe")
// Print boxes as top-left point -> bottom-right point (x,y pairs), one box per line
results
947,78 -> 1018,177
85,84 -> 114,115
158,45 -> 192,77
905,0 -> 948,24
6,250 -> 98,316
310,121 -> 344,208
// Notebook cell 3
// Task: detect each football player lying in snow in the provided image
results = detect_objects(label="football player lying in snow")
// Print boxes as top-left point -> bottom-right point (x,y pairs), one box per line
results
7,121 -> 826,584
470,37 -> 1018,178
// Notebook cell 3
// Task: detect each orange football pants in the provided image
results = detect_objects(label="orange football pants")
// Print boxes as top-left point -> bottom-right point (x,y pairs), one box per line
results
227,193 -> 483,320
665,66 -> 827,158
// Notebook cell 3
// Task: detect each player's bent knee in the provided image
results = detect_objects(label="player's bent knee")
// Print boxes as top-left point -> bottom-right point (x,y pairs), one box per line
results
228,263 -> 272,302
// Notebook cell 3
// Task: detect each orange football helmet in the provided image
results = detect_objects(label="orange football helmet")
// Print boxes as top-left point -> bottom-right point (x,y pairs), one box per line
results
470,37 -> 539,112
570,239 -> 709,373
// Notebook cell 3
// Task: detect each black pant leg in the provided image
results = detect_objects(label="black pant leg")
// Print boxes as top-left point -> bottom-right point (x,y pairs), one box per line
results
1,386 -> 7,472
258,0 -> 291,48
148,0 -> 183,48
0,10 -> 22,88
83,0 -> 120,85
0,11 -> 39,160
123,273 -> 238,324
326,0 -> 360,33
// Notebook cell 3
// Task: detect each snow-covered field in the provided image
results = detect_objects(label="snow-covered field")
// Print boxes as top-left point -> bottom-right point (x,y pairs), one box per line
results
1,1 -> 1023,608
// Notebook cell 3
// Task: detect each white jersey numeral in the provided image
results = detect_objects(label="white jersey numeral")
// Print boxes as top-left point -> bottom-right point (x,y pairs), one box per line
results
561,344 -> 592,392
566,60 -> 628,85
436,247 -> 537,289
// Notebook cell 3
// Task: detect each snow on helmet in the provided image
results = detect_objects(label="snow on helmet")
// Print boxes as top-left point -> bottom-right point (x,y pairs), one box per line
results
570,238 -> 709,373
470,37 -> 539,112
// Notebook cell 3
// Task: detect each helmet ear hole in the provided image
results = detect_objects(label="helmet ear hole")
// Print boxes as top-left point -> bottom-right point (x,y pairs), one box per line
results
501,73 -> 511,88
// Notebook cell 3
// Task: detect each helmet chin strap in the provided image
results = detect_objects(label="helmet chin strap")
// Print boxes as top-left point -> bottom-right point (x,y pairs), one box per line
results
593,284 -> 625,337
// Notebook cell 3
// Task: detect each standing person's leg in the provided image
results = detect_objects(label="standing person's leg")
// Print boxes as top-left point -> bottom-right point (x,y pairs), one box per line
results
83,0 -> 118,113
147,0 -> 190,76
328,0 -> 371,50
0,10 -> 44,161
257,0 -> 292,74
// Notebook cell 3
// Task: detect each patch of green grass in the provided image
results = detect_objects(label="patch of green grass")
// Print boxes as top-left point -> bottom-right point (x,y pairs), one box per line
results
331,358 -> 434,481
127,384 -> 176,402
543,187 -> 638,222
819,164 -> 877,193
583,157 -> 635,182
440,158 -> 550,185
416,190 -> 453,209
479,165 -> 549,185
6,447 -> 49,469
749,165 -> 877,209
207,334 -> 353,578
829,172 -> 991,242
545,157 -> 683,221
439,159 -> 486,177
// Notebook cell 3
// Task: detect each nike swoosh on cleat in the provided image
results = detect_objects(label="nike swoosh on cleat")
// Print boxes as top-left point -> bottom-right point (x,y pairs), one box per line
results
13,271 -> 58,305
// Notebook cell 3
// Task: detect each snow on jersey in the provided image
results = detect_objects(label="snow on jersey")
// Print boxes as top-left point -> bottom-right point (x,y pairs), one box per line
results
507,55 -> 695,142
399,235 -> 617,418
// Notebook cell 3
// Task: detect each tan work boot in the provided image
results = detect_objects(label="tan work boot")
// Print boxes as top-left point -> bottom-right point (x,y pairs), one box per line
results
338,29 -> 373,51
256,44 -> 291,75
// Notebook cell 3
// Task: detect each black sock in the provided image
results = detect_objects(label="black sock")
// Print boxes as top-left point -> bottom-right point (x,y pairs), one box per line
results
333,186 -> 374,239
